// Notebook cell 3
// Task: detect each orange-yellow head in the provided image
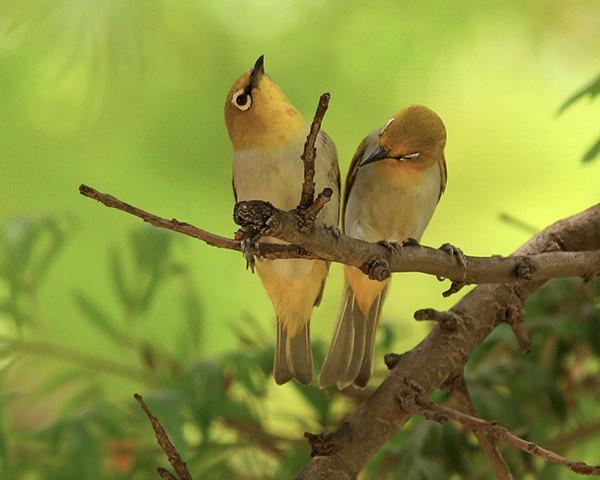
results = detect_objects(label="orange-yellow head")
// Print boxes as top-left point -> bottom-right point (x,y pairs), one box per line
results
360,105 -> 446,168
224,55 -> 305,151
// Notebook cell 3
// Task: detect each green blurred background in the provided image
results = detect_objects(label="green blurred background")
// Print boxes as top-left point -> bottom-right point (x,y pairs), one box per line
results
1,1 -> 599,479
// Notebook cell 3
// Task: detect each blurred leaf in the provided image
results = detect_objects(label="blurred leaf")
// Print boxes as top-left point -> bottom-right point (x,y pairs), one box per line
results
0,215 -> 75,328
559,74 -> 600,114
109,247 -> 133,309
32,368 -> 88,399
378,322 -> 397,351
293,383 -> 332,423
440,423 -> 467,474
275,443 -> 312,478
224,352 -> 268,398
582,313 -> 600,356
73,291 -> 123,345
582,136 -> 600,163
129,227 -> 173,313
57,384 -> 104,418
175,269 -> 203,357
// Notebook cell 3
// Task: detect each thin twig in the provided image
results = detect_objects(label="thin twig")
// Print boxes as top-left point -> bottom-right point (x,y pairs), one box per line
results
79,185 -> 600,286
134,393 -> 193,480
79,185 -> 316,260
304,187 -> 333,221
415,397 -> 600,476
299,93 -> 330,210
157,467 -> 178,480
447,377 -> 513,480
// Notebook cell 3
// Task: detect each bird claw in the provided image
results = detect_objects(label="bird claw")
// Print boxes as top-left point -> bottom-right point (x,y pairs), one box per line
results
402,237 -> 420,247
439,243 -> 467,272
240,239 -> 258,273
327,225 -> 341,241
378,240 -> 403,256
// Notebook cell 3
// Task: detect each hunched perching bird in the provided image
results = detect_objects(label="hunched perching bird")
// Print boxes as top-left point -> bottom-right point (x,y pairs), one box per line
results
225,56 -> 340,385
319,105 -> 447,389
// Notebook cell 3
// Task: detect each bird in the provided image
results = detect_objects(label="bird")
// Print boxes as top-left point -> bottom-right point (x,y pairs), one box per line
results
224,55 -> 340,385
319,105 -> 448,389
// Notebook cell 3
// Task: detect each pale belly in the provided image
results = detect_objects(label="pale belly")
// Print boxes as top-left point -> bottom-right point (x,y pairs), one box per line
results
344,160 -> 441,243
232,128 -> 339,280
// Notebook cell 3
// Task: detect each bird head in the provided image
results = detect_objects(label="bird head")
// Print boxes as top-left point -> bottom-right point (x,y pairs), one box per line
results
360,105 -> 446,168
224,55 -> 305,151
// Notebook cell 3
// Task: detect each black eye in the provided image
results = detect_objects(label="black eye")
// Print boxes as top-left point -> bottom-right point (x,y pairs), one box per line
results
231,89 -> 252,111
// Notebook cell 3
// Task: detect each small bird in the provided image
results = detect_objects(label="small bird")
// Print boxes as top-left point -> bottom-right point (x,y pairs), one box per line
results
224,55 -> 340,385
319,105 -> 447,389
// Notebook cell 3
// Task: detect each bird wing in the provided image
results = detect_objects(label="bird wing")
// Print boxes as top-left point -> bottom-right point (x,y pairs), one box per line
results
232,176 -> 238,203
342,130 -> 379,231
438,154 -> 447,201
318,130 -> 341,224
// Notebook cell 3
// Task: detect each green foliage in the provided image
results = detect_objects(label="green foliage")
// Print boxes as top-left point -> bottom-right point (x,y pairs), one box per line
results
0,214 -> 76,330
0,215 -> 599,479
560,73 -> 600,162
1,1 -> 599,478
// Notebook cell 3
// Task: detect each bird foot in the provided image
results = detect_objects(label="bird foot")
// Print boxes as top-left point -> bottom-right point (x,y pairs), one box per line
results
377,240 -> 403,255
439,243 -> 467,272
240,239 -> 258,272
402,237 -> 420,247
327,225 -> 341,241
362,255 -> 391,281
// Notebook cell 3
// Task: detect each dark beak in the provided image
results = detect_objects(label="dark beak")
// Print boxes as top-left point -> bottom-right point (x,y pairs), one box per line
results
249,54 -> 265,90
359,144 -> 387,167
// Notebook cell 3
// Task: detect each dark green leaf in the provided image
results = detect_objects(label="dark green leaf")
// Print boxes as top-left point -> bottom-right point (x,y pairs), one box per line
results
582,136 -> 600,163
109,247 -> 132,309
73,291 -> 123,345
559,74 -> 600,114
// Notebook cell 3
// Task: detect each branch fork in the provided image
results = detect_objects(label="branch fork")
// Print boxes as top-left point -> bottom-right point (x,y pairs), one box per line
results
78,94 -> 600,480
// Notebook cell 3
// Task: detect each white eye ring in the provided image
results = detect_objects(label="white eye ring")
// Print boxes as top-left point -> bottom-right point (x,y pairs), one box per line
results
232,89 -> 252,111
380,117 -> 395,135
402,152 -> 421,159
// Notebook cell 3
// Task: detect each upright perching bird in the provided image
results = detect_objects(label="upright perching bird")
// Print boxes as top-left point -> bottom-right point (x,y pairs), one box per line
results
225,56 -> 340,385
319,105 -> 447,389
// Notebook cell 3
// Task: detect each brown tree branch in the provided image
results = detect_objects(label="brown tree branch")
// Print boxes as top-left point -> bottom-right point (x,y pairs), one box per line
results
79,184 -> 315,260
412,394 -> 600,476
233,200 -> 600,286
445,376 -> 513,480
79,90 -> 600,479
299,93 -> 330,210
78,185 -> 600,289
134,393 -> 193,480
296,204 -> 600,479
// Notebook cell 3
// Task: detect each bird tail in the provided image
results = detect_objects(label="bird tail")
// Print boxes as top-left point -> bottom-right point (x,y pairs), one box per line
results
354,288 -> 386,388
319,287 -> 387,389
274,321 -> 313,385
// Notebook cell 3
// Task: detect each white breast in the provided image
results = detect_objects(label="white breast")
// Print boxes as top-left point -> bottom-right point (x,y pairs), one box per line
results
232,126 -> 340,279
345,161 -> 441,243
232,126 -> 339,227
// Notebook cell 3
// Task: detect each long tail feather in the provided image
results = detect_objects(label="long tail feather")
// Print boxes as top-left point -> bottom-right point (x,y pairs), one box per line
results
354,287 -> 387,388
340,295 -> 367,388
287,322 -> 313,384
319,291 -> 356,388
274,323 -> 293,385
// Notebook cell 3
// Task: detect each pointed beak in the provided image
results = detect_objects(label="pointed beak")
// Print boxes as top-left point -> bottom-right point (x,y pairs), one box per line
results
249,54 -> 265,90
359,144 -> 387,167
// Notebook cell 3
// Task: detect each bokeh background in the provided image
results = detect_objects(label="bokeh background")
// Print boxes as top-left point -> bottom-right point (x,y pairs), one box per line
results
1,1 -> 599,479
